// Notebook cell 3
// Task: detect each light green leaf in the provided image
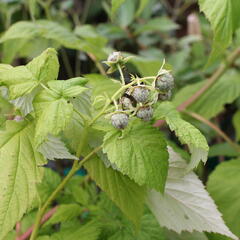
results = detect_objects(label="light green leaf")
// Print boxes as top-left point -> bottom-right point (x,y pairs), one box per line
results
233,111 -> 240,141
0,48 -> 59,99
103,119 -> 169,192
147,148 -> 237,240
51,221 -> 100,240
0,120 -> 46,239
38,135 -> 78,160
154,102 -> 209,171
111,0 -> 127,18
44,204 -> 83,227
37,168 -> 61,202
173,70 -> 240,119
47,77 -> 88,98
28,0 -> 36,20
209,143 -> 239,158
84,155 -> 146,225
33,87 -> 73,147
207,159 -> 240,237
26,48 -> 59,83
198,0 -> 240,64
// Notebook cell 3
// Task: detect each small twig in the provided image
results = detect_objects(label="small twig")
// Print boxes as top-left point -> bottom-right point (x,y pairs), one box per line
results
117,64 -> 125,85
87,53 -> 106,76
185,111 -> 240,154
17,206 -> 58,240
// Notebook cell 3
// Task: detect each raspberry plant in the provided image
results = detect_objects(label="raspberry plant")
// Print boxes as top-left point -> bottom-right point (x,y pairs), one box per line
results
0,0 -> 240,240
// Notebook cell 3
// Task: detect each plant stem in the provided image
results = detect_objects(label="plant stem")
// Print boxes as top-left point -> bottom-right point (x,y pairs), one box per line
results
185,111 -> 240,154
61,49 -> 74,78
29,145 -> 101,240
117,64 -> 125,85
88,53 -> 106,76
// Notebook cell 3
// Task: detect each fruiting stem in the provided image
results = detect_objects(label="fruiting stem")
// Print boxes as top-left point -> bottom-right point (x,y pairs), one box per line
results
117,64 -> 125,85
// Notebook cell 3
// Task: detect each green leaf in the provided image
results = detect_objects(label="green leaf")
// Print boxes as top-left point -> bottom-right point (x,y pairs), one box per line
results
0,48 -> 59,99
38,135 -> 78,160
44,204 -> 83,227
84,155 -> 146,225
51,221 -> 100,240
209,143 -> 239,158
28,0 -> 36,20
0,120 -> 46,239
207,159 -> 240,237
37,168 -> 61,202
33,87 -> 74,147
135,0 -> 149,17
134,17 -> 179,35
111,0 -> 127,18
198,0 -> 240,64
173,70 -> 240,119
154,102 -> 209,171
103,119 -> 169,192
233,111 -> 240,141
147,148 -> 237,240
47,77 -> 88,98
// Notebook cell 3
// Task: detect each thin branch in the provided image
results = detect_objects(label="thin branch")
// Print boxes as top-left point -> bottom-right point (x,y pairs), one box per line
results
185,111 -> 240,154
87,53 -> 106,76
17,206 -> 58,240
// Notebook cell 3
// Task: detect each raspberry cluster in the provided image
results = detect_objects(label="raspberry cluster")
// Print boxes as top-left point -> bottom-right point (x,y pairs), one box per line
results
105,52 -> 174,129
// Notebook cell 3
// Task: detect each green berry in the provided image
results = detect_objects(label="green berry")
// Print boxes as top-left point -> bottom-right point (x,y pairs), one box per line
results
158,90 -> 172,101
136,106 -> 153,121
111,112 -> 129,129
155,73 -> 174,91
131,86 -> 149,103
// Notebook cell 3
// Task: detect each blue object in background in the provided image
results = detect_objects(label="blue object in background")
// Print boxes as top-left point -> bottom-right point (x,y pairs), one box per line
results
63,167 -> 87,176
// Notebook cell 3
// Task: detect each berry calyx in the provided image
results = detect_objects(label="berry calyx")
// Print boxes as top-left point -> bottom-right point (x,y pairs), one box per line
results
111,112 -> 129,129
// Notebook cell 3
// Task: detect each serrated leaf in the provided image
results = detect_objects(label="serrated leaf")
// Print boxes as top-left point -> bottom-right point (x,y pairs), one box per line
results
111,0 -> 127,18
198,0 -> 240,64
0,48 -> 59,99
33,87 -> 73,147
154,102 -> 209,171
173,71 -> 240,119
84,155 -> 146,225
103,119 -> 169,192
0,120 -> 46,239
207,159 -> 240,237
147,148 -> 237,240
38,135 -> 78,160
44,204 -> 83,227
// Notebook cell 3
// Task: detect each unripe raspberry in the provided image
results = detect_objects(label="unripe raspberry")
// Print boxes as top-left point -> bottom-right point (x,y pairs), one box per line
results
111,112 -> 129,129
158,90 -> 172,101
155,72 -> 174,91
107,51 -> 122,62
120,96 -> 133,109
136,106 -> 153,121
131,86 -> 149,103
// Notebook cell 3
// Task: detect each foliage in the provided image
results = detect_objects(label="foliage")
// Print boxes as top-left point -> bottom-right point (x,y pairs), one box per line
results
0,0 -> 240,240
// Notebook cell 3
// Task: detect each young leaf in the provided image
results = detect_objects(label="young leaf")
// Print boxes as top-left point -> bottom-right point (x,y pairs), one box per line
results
207,159 -> 240,237
38,135 -> 78,160
103,119 -> 169,192
33,87 -> 74,147
0,120 -> 46,239
147,148 -> 237,240
154,102 -> 209,171
198,0 -> 240,64
43,204 -> 83,227
84,155 -> 146,225
0,48 -> 59,99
